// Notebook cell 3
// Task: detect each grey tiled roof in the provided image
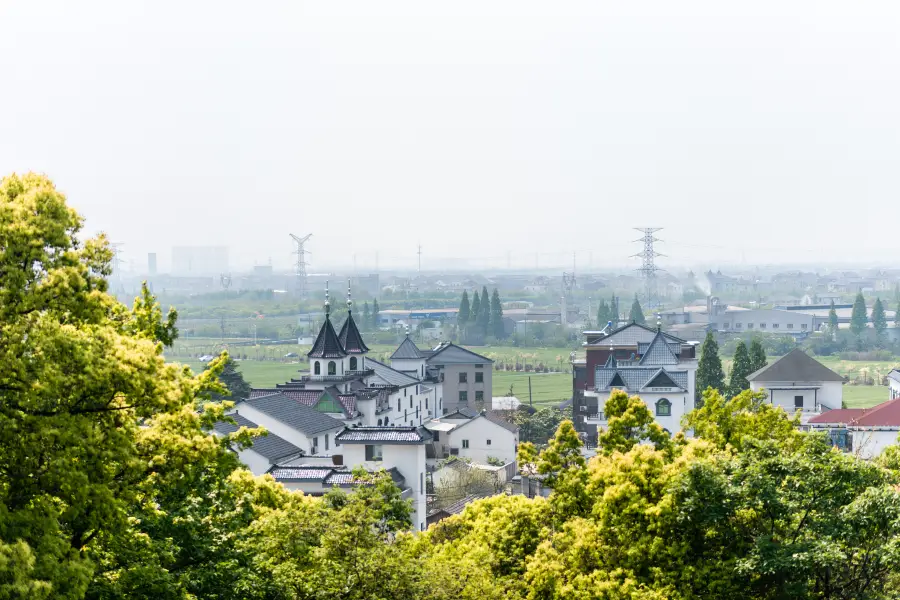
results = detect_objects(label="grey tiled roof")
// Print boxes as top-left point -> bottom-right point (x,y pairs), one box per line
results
366,358 -> 420,387
639,332 -> 679,366
426,343 -> 493,365
251,388 -> 323,406
242,392 -> 345,435
594,366 -> 688,392
307,317 -> 347,359
336,426 -> 433,444
213,413 -> 303,461
586,322 -> 685,348
747,348 -> 844,383
637,341 -> 682,356
337,312 -> 370,354
444,407 -> 479,419
453,413 -> 520,435
268,466 -> 338,482
391,337 -> 424,359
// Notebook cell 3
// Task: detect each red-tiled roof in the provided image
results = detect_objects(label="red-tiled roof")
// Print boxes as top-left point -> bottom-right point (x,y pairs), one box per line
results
808,398 -> 900,427
808,408 -> 867,424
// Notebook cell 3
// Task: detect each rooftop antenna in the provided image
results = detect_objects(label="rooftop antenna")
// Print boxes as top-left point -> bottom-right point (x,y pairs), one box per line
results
289,233 -> 312,298
324,280 -> 330,320
632,228 -> 665,310
417,243 -> 422,275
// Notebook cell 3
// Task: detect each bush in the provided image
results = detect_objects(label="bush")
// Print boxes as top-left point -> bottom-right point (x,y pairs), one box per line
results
838,350 -> 894,361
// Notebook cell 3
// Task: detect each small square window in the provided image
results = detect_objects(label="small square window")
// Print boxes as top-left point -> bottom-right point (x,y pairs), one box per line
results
475,364 -> 484,369
459,372 -> 468,383
773,323 -> 780,329
487,439 -> 492,446
462,439 -> 469,449
801,324 -> 808,330
735,323 -> 742,329
459,391 -> 468,403
475,372 -> 484,383
787,323 -> 794,329
760,323 -> 767,329
794,395 -> 803,409
475,391 -> 484,402
365,444 -> 383,461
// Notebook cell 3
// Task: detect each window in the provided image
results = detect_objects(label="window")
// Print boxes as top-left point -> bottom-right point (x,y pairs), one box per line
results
656,398 -> 672,417
349,356 -> 357,370
747,323 -> 754,329
432,430 -> 440,441
475,364 -> 484,369
314,361 -> 321,375
377,418 -> 382,426
383,418 -> 389,426
328,361 -> 336,375
365,445 -> 383,461
475,372 -> 484,383
325,434 -> 329,451
801,324 -> 808,330
787,323 -> 794,329
760,323 -> 767,329
312,437 -> 318,453
410,397 -> 413,408
397,399 -> 401,411
416,406 -> 419,418
475,391 -> 484,403
487,439 -> 492,446
404,388 -> 407,397
735,323 -> 742,329
772,323 -> 780,329
459,391 -> 468,403
425,398 -> 429,409
462,439 -> 470,449
459,372 -> 468,383
314,394 -> 343,413
794,395 -> 804,409
420,472 -> 424,493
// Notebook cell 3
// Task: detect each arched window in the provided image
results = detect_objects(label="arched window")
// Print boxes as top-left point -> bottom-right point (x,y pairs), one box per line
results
328,361 -> 336,375
314,361 -> 321,375
656,398 -> 672,417
377,418 -> 382,426
349,356 -> 358,370
383,418 -> 389,426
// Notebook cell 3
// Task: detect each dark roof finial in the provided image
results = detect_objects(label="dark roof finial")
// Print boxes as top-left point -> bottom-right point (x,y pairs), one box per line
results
324,281 -> 331,320
347,279 -> 352,314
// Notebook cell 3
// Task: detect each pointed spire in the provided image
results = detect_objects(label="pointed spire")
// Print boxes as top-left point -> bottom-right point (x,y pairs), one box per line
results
338,279 -> 369,355
324,281 -> 331,320
347,279 -> 353,314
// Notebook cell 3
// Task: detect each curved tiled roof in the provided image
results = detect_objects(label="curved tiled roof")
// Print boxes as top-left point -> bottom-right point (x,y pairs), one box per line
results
338,312 -> 369,354
307,316 -> 347,359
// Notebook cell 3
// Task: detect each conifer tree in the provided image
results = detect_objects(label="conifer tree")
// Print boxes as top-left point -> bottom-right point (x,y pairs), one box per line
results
371,298 -> 380,330
895,301 -> 900,328
728,340 -> 753,398
828,300 -> 839,339
362,301 -> 371,331
696,331 -> 725,399
478,285 -> 491,334
596,299 -> 610,330
458,290 -> 470,331
470,290 -> 481,334
749,338 -> 767,374
850,292 -> 868,336
629,294 -> 646,325
873,297 -> 887,343
609,293 -> 618,326
490,288 -> 505,339
204,356 -> 251,401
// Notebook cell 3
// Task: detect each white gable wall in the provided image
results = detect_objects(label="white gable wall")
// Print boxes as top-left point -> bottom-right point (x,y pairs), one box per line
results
228,406 -> 343,456
448,417 -> 518,465
851,429 -> 900,460
750,380 -> 843,413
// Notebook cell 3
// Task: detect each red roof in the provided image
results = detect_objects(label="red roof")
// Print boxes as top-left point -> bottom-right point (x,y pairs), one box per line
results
808,398 -> 900,428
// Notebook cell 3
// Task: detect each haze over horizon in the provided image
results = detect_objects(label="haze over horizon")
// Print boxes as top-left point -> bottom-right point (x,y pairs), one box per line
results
2,1 -> 898,272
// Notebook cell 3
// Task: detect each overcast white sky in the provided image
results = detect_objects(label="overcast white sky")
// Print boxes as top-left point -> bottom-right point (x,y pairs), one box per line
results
1,1 -> 898,272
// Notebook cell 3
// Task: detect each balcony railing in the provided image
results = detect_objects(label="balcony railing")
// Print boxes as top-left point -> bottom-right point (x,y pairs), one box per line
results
300,369 -> 374,383
585,412 -> 606,421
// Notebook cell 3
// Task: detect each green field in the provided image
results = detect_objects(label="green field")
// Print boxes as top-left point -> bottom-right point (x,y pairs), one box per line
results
492,371 -> 571,408
843,385 -> 890,409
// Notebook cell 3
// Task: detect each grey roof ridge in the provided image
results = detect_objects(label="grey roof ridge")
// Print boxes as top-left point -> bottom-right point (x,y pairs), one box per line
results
365,357 -> 421,386
426,342 -> 494,364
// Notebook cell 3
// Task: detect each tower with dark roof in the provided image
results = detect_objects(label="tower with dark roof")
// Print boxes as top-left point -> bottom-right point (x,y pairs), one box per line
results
337,280 -> 369,368
308,282 -> 348,377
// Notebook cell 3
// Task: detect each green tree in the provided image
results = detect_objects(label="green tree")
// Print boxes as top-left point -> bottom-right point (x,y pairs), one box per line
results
727,339 -> 753,397
362,301 -> 371,331
685,387 -> 799,452
596,298 -> 610,330
828,299 -> 839,338
470,290 -> 480,334
371,298 -> 380,329
748,337 -> 767,374
490,288 -> 505,339
204,354 -> 251,400
457,290 -> 470,331
478,285 -> 491,335
873,297 -> 887,343
597,390 -> 672,456
512,407 -> 568,445
696,331 -> 726,398
629,293 -> 646,325
610,292 -> 618,325
850,291 -> 868,336
895,301 -> 900,328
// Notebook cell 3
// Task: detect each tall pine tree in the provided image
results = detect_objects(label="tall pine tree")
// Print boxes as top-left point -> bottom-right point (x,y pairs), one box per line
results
696,331 -> 725,399
478,285 -> 491,334
371,298 -> 380,330
204,355 -> 251,401
728,340 -> 753,398
749,338 -> 767,374
828,300 -> 839,339
458,290 -> 470,331
596,299 -> 610,330
490,288 -> 505,339
630,294 -> 646,325
850,292 -> 868,336
362,301 -> 371,331
872,297 -> 887,344
470,290 -> 481,334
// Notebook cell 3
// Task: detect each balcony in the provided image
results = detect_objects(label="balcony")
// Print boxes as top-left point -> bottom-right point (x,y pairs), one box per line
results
584,412 -> 606,424
300,369 -> 374,383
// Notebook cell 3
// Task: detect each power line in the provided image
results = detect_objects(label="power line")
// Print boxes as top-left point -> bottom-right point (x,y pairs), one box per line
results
632,228 -> 664,309
289,233 -> 312,298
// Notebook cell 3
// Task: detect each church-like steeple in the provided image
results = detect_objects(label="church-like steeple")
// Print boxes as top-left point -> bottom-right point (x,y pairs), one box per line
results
338,279 -> 369,355
308,281 -> 347,359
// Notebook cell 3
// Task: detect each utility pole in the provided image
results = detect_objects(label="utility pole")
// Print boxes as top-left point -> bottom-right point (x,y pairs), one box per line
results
528,376 -> 533,407
417,243 -> 422,274
632,228 -> 664,310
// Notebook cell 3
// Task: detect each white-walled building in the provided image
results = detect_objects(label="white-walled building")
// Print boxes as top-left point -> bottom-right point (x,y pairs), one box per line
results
213,413 -> 303,475
888,370 -> 900,400
808,399 -> 900,459
747,349 -> 844,423
424,412 -> 519,467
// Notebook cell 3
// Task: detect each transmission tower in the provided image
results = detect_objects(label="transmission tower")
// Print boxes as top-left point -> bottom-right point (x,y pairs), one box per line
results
632,228 -> 665,309
289,233 -> 312,298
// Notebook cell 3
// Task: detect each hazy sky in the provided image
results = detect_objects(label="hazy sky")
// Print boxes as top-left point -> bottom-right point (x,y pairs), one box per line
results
1,1 -> 899,272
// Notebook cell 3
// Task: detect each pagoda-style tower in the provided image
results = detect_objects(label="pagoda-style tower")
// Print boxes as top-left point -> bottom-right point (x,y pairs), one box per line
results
337,280 -> 369,371
307,281 -> 347,376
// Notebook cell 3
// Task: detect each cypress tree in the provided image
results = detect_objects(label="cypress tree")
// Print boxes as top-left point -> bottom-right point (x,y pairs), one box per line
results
630,294 -> 646,326
828,300 -> 839,339
596,299 -> 609,330
850,292 -> 867,336
895,301 -> 900,328
362,302 -> 371,331
478,285 -> 491,334
371,298 -> 380,330
873,297 -> 887,343
728,340 -> 753,398
204,356 -> 251,401
490,288 -> 505,339
470,290 -> 481,334
458,290 -> 470,331
749,338 -> 767,374
696,331 -> 725,399
610,293 -> 618,326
